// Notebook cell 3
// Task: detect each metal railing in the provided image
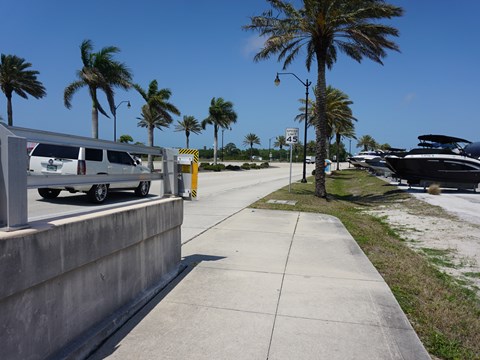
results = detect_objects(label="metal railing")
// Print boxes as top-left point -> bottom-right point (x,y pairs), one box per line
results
0,123 -> 179,231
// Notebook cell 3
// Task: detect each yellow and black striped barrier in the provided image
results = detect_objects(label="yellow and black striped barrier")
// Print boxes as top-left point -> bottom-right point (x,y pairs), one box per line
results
177,148 -> 199,199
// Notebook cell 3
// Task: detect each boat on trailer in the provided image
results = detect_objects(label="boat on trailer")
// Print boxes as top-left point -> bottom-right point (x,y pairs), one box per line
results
385,135 -> 480,191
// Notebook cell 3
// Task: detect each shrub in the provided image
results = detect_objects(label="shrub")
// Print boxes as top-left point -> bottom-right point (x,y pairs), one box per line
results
241,163 -> 251,170
226,164 -> 241,171
250,163 -> 259,169
211,164 -> 224,172
200,163 -> 225,171
260,162 -> 270,168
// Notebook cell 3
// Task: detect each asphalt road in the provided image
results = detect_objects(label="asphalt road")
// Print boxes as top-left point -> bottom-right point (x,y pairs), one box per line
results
27,162 -> 311,222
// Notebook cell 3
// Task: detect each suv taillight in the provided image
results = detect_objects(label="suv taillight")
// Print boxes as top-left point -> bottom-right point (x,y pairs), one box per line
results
77,160 -> 86,175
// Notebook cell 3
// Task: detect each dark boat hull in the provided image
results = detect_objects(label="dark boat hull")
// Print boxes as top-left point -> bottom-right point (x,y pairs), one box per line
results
385,155 -> 480,186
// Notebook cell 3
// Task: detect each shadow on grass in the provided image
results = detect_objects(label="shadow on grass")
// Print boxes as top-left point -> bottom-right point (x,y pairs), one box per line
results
331,188 -> 406,207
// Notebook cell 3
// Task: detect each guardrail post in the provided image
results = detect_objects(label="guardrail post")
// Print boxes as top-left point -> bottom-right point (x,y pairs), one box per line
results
162,148 -> 178,196
0,124 -> 28,230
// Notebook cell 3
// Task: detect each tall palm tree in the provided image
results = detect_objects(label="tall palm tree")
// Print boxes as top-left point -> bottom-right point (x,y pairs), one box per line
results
325,86 -> 357,159
201,97 -> 237,164
245,0 -> 402,198
134,79 -> 180,168
333,119 -> 356,170
137,105 -> 171,170
243,133 -> 261,160
296,86 -> 356,158
133,80 -> 180,124
0,54 -> 46,126
64,39 -> 132,139
175,115 -> 202,148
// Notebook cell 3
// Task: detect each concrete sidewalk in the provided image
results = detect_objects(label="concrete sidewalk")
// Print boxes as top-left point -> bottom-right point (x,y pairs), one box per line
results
89,209 -> 430,360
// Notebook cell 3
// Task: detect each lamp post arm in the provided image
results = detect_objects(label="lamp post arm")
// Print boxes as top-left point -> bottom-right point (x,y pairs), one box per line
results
277,72 -> 309,87
115,100 -> 130,111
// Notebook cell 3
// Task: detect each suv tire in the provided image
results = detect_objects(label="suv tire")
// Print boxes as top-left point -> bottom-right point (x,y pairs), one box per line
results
38,188 -> 61,199
135,181 -> 150,197
88,184 -> 109,203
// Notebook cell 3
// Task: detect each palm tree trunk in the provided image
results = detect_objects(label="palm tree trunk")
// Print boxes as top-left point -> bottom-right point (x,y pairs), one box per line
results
335,133 -> 341,170
315,52 -> 328,198
6,95 -> 13,126
213,125 -> 218,165
148,124 -> 154,171
92,103 -> 99,139
186,130 -> 190,149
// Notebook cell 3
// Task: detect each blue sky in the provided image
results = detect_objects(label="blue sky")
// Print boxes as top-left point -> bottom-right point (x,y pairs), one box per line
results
1,1 -> 479,154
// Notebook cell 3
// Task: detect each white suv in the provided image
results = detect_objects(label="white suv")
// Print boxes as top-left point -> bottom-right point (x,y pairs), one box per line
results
29,143 -> 151,203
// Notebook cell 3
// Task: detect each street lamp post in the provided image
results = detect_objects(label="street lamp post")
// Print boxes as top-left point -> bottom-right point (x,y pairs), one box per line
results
113,100 -> 131,142
274,72 -> 311,183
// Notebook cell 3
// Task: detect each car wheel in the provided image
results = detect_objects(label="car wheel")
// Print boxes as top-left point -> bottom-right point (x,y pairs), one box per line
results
88,184 -> 109,203
135,181 -> 150,197
38,188 -> 61,199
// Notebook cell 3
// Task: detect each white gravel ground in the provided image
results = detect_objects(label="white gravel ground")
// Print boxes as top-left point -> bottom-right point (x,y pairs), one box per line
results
366,179 -> 480,293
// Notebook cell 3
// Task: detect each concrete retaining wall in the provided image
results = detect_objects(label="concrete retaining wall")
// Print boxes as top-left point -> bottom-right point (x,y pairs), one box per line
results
0,197 -> 183,360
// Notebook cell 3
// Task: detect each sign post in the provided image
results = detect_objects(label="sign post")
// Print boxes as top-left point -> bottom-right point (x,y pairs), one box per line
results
285,128 -> 299,193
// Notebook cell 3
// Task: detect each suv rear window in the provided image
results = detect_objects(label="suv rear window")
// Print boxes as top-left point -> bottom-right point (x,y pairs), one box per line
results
31,144 -> 80,160
86,148 -> 103,161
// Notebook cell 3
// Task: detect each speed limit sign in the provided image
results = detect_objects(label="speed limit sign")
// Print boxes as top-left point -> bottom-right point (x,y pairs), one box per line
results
285,128 -> 299,144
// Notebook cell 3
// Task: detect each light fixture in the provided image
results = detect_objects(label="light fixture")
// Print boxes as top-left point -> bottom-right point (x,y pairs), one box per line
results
274,73 -> 281,86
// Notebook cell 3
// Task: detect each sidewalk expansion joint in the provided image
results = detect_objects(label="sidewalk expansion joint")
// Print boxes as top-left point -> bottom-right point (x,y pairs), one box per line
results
275,313 -> 415,332
266,211 -> 301,360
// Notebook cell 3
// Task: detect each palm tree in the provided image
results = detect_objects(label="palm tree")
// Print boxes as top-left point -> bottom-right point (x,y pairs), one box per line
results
333,120 -> 356,170
357,135 -> 377,151
245,0 -> 403,198
175,115 -> 202,148
201,97 -> 237,164
0,54 -> 46,126
133,80 -> 180,125
137,105 -> 171,170
296,86 -> 356,159
134,79 -> 180,168
243,133 -> 261,160
64,39 -> 132,139
274,135 -> 287,160
274,135 -> 287,150
325,87 -> 357,161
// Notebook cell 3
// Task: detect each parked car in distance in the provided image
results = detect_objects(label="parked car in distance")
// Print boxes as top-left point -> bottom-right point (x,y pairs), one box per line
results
29,143 -> 151,203
305,156 -> 316,164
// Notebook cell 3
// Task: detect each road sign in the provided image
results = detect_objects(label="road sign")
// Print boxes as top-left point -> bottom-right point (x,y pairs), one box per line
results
285,128 -> 299,144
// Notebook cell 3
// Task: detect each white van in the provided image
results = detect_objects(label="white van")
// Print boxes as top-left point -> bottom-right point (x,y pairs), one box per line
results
29,143 -> 151,203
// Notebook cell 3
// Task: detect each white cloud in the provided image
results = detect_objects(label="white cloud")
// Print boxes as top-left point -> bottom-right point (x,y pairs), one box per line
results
242,35 -> 267,58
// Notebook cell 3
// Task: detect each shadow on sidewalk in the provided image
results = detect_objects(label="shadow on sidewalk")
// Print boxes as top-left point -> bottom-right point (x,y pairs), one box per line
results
87,254 -> 225,360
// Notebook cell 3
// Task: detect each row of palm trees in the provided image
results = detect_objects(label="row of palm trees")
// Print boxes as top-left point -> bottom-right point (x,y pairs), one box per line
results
0,40 -> 238,168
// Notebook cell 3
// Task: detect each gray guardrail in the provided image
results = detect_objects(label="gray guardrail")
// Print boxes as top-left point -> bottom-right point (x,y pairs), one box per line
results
0,123 -> 179,231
